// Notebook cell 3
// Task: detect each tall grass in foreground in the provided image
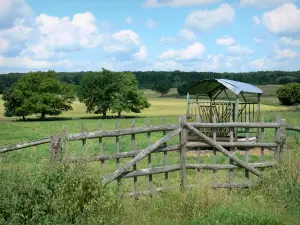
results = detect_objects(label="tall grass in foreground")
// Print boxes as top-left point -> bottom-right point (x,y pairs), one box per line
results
1,136 -> 300,225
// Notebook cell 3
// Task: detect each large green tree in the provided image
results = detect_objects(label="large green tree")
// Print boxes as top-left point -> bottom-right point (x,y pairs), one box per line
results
3,71 -> 74,120
151,74 -> 172,97
110,72 -> 150,117
277,83 -> 300,106
78,69 -> 150,118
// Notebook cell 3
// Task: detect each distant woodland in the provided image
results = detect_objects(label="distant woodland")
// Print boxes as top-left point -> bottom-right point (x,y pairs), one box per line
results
1,70 -> 299,94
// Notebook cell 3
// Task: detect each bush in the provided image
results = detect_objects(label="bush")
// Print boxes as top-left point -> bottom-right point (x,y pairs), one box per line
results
0,164 -> 123,225
276,83 -> 300,106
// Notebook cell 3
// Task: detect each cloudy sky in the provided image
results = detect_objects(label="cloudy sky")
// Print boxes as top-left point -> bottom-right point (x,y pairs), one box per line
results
0,0 -> 300,73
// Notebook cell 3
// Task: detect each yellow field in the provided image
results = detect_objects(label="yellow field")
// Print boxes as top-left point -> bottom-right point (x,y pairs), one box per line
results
0,88 -> 290,120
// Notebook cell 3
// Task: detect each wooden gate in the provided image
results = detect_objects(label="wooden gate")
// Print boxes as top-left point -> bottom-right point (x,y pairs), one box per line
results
101,116 -> 286,197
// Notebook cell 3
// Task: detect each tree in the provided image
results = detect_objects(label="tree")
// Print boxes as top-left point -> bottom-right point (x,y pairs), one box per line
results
277,83 -> 300,106
3,71 -> 75,120
78,70 -> 150,118
110,72 -> 150,117
78,69 -> 119,118
151,74 -> 172,97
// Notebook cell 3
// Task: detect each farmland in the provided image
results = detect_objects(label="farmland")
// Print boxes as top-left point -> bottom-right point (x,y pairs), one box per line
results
1,85 -> 300,225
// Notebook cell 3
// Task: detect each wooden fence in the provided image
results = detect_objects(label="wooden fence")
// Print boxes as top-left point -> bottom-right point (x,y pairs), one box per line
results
0,115 -> 298,197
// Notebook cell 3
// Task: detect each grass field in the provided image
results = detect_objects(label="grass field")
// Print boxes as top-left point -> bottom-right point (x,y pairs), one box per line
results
1,85 -> 300,225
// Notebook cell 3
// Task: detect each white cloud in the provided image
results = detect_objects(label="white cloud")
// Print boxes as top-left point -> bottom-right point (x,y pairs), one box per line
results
0,0 -> 33,29
262,3 -> 300,34
133,46 -> 148,60
178,29 -> 197,41
252,16 -> 260,25
240,0 -> 295,8
216,35 -> 235,46
36,12 -> 102,52
103,30 -> 142,58
159,42 -> 205,61
20,44 -> 64,60
160,36 -> 178,43
145,19 -> 157,28
0,37 -> 10,54
274,44 -> 298,59
227,44 -> 255,55
249,57 -> 287,70
0,55 -> 71,69
143,0 -> 221,8
185,4 -> 235,31
155,60 -> 184,71
280,37 -> 300,46
254,36 -> 264,43
125,17 -> 134,24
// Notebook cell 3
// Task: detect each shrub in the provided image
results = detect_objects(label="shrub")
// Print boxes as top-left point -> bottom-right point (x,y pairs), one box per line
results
276,83 -> 300,106
0,163 -> 123,225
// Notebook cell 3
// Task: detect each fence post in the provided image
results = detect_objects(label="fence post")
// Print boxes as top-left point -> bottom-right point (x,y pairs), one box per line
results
275,115 -> 281,162
50,136 -> 62,162
180,115 -> 187,188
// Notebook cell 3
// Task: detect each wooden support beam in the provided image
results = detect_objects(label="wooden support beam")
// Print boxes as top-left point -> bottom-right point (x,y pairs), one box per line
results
102,128 -> 182,185
0,137 -> 51,153
184,122 -> 262,177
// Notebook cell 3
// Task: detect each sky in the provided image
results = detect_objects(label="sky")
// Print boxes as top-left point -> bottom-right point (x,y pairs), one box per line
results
0,0 -> 300,73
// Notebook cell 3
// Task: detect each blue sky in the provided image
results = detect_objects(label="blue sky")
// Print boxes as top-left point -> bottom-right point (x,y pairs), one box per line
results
0,0 -> 300,73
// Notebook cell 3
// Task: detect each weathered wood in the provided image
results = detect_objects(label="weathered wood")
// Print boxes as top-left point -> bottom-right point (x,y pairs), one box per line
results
188,122 -> 279,128
146,118 -> 153,191
260,115 -> 265,162
67,124 -> 179,141
63,126 -> 68,158
184,122 -> 262,177
69,145 -> 180,162
180,116 -> 187,188
102,127 -> 182,185
286,126 -> 300,132
275,116 -> 281,162
131,120 -> 138,195
50,136 -> 62,161
0,137 -> 51,153
245,115 -> 250,181
196,115 -> 201,185
98,123 -> 104,168
212,115 -> 217,185
229,115 -> 234,185
186,142 -> 277,148
162,117 -> 168,187
81,123 -> 87,151
186,161 -> 277,170
121,165 -> 181,178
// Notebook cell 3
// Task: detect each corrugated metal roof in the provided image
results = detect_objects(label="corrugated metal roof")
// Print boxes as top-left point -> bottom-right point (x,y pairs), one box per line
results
188,79 -> 263,96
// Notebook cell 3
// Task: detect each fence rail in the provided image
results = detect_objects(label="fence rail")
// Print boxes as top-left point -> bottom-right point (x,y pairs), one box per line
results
1,115 -> 297,197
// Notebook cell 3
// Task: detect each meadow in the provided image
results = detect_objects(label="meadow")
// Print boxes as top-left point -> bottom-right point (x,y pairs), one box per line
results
1,85 -> 300,225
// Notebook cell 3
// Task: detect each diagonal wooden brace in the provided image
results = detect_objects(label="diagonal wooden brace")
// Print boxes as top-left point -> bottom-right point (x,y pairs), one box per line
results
184,122 -> 262,177
102,128 -> 182,185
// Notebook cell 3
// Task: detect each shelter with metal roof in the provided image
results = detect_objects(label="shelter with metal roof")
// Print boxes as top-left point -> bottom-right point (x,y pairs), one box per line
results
186,79 -> 263,140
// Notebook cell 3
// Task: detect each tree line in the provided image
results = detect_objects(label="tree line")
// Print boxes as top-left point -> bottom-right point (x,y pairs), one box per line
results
1,70 -> 299,94
3,70 -> 150,120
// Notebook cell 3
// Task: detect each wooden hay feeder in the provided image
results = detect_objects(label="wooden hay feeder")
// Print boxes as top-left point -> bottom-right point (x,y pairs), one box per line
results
186,79 -> 263,143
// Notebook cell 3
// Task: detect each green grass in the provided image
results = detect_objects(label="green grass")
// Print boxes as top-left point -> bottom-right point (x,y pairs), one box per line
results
1,85 -> 300,224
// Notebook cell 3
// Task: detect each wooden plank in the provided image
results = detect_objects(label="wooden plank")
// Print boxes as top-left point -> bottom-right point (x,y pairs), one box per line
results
245,115 -> 250,182
0,137 -> 51,153
67,124 -> 179,141
131,120 -> 138,196
188,122 -> 279,128
81,123 -> 86,151
122,165 -> 181,178
70,145 -> 180,162
196,115 -> 201,185
260,115 -> 265,162
63,125 -> 68,158
102,127 -> 182,185
147,118 -> 152,191
275,115 -> 281,162
50,136 -> 62,162
99,123 -> 104,168
184,122 -> 262,177
286,126 -> 300,132
212,115 -> 217,185
186,142 -> 277,148
162,117 -> 168,187
229,115 -> 234,185
186,161 -> 277,170
180,116 -> 187,188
